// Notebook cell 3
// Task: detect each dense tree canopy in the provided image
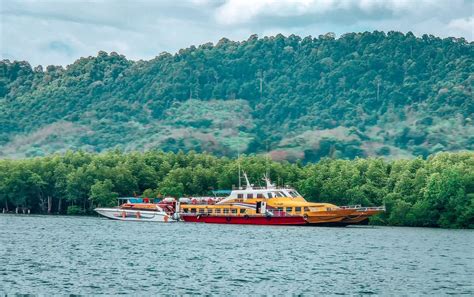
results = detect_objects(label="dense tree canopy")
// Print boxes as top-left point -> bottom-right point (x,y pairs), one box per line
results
0,150 -> 472,228
1,32 -> 472,161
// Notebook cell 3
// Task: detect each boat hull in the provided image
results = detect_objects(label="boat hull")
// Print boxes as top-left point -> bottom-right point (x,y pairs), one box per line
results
304,209 -> 355,224
94,208 -> 172,222
181,214 -> 307,225
340,209 -> 384,225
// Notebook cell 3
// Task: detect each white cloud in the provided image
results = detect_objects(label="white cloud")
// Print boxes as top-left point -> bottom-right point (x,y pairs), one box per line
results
1,0 -> 472,66
214,0 -> 464,25
448,17 -> 474,39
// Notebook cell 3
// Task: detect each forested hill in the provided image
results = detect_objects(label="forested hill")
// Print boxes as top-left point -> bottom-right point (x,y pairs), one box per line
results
1,31 -> 473,161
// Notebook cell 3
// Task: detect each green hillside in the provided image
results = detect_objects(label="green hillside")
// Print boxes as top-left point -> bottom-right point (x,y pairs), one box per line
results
1,31 -> 473,161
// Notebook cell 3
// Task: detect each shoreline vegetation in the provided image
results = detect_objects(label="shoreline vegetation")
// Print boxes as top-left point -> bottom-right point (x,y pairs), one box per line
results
0,150 -> 472,228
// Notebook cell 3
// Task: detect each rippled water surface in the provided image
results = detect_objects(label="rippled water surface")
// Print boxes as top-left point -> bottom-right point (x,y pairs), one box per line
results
1,215 -> 473,295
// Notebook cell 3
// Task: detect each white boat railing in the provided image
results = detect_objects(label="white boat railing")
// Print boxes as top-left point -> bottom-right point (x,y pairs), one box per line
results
356,206 -> 386,211
340,205 -> 385,211
339,205 -> 362,209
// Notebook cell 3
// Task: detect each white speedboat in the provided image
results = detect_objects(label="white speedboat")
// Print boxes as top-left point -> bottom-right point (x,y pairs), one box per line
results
94,197 -> 176,222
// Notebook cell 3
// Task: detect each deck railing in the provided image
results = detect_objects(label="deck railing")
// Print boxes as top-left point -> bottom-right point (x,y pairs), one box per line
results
339,205 -> 362,209
340,205 -> 385,211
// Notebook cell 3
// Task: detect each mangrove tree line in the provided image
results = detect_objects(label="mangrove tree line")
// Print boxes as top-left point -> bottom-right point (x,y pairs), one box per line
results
0,150 -> 473,228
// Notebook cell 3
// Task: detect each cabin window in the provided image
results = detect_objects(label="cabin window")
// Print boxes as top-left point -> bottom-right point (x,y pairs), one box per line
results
223,209 -> 230,214
247,194 -> 253,199
304,207 -> 310,212
267,192 -> 273,198
215,209 -> 221,214
295,207 -> 301,213
237,194 -> 244,198
257,193 -> 263,198
207,208 -> 213,214
231,209 -> 237,214
199,209 -> 205,214
191,208 -> 197,213
183,208 -> 189,213
239,209 -> 246,214
277,207 -> 284,212
286,207 -> 292,213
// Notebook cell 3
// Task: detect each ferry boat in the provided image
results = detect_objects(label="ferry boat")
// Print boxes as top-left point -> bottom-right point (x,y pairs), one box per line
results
177,173 -> 381,226
94,197 -> 175,222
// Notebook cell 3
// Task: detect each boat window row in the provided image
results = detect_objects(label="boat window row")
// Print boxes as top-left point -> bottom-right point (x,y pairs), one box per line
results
274,207 -> 303,213
181,206 -> 306,214
235,191 -> 291,199
182,208 -> 247,214
287,190 -> 301,198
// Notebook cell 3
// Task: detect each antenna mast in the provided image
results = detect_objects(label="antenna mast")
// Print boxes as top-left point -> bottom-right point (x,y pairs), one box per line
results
238,156 -> 242,189
266,140 -> 270,183
238,135 -> 242,189
243,171 -> 252,189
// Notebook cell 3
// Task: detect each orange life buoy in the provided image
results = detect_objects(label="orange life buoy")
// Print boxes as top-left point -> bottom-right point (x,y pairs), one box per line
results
136,211 -> 141,219
164,215 -> 169,223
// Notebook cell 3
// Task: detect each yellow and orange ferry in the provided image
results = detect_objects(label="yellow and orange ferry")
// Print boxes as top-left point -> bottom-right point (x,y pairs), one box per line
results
177,173 -> 384,226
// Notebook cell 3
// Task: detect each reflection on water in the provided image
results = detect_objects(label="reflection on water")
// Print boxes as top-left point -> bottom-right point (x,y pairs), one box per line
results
1,215 -> 473,295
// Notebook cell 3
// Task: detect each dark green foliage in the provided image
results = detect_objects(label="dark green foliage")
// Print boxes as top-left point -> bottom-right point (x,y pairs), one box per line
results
66,205 -> 85,215
90,179 -> 118,207
1,32 -> 472,160
0,150 -> 472,228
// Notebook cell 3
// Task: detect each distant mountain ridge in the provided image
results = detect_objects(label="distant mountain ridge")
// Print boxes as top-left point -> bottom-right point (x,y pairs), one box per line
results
0,31 -> 473,161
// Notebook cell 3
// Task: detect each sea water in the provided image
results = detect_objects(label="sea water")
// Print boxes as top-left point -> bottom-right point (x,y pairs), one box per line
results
1,215 -> 473,295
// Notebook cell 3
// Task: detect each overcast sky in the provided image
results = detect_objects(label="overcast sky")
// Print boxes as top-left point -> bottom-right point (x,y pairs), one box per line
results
1,0 -> 473,66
